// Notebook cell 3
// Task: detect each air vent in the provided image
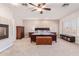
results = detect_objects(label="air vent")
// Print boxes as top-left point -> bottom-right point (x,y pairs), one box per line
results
21,3 -> 28,6
62,3 -> 70,7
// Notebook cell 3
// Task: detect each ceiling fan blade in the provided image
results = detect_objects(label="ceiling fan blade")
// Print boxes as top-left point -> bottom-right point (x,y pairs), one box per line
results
40,11 -> 43,14
29,3 -> 37,7
42,3 -> 46,5
38,3 -> 46,8
32,9 -> 37,11
43,8 -> 51,11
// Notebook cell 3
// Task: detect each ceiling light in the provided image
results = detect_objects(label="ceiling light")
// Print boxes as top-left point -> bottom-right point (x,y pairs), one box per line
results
37,8 -> 42,11
34,7 -> 42,11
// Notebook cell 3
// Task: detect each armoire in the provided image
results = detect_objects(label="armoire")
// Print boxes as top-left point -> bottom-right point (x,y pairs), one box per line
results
16,26 -> 24,39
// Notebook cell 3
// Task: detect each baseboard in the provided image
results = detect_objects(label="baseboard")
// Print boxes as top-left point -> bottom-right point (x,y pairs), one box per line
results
0,43 -> 13,52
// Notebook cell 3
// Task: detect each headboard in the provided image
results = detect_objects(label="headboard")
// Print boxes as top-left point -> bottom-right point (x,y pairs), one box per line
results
35,28 -> 50,31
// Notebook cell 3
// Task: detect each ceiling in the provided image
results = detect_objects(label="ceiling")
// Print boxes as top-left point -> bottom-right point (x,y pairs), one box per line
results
2,3 -> 79,20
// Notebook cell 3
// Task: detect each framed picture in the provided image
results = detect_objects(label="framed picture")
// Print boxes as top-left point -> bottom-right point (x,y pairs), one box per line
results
0,24 -> 9,39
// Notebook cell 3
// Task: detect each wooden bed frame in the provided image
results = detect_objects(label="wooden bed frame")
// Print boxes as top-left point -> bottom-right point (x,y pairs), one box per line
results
29,28 -> 57,43
35,28 -> 50,31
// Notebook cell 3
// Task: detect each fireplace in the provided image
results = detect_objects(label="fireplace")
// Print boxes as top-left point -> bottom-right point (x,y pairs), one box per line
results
0,24 -> 9,39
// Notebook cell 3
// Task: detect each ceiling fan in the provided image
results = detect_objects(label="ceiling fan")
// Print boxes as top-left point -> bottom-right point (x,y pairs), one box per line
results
29,3 -> 51,14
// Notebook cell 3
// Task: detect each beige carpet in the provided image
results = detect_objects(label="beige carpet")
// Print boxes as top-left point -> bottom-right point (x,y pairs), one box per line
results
0,38 -> 79,56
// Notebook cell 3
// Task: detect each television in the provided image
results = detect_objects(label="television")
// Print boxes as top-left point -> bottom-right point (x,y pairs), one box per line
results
0,24 -> 9,39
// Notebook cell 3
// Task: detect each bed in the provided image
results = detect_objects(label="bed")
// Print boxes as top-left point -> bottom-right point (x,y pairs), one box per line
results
30,28 -> 57,44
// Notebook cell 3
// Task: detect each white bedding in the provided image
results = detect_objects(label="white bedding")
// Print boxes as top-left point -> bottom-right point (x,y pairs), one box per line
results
32,30 -> 53,35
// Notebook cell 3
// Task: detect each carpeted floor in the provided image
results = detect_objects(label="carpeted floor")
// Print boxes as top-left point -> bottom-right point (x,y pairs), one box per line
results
0,38 -> 79,56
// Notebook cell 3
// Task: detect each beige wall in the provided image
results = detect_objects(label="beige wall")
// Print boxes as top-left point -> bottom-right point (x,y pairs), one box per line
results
0,4 -> 16,52
23,20 -> 59,37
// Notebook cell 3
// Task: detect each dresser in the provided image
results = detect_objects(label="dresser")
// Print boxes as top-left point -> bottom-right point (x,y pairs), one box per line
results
60,34 -> 75,42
